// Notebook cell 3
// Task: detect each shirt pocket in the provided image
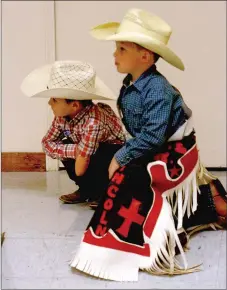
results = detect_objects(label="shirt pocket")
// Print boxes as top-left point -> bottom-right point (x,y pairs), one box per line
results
123,107 -> 143,132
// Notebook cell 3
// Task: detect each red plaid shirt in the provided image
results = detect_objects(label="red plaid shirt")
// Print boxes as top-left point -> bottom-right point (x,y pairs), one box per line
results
42,103 -> 125,159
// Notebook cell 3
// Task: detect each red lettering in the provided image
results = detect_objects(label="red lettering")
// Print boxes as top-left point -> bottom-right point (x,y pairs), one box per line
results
95,224 -> 107,236
104,198 -> 113,211
112,172 -> 125,185
100,210 -> 108,225
107,185 -> 118,198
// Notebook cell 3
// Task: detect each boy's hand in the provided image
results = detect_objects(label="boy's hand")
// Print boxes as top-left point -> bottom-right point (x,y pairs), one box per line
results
108,157 -> 120,179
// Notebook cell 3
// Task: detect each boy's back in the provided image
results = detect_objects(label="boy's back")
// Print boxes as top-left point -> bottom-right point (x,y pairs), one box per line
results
42,102 -> 124,160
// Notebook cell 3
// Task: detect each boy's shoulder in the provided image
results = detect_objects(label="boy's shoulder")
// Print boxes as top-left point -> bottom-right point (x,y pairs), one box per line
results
145,69 -> 170,88
83,102 -> 119,121
93,102 -> 117,115
124,66 -> 174,96
143,69 -> 180,98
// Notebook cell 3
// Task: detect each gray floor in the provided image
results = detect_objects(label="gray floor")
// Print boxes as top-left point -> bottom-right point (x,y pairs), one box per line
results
2,171 -> 226,289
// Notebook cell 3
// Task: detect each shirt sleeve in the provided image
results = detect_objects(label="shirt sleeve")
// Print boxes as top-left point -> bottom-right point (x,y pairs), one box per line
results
114,84 -> 173,166
41,117 -> 77,159
76,118 -> 104,158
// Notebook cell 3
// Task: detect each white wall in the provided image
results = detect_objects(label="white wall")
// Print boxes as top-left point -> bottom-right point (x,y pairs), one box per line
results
55,1 -> 226,167
2,1 -> 226,167
2,1 -> 55,152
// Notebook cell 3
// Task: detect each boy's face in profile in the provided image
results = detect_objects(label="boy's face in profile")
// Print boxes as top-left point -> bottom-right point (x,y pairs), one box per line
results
113,41 -> 142,74
48,98 -> 80,117
113,41 -> 154,81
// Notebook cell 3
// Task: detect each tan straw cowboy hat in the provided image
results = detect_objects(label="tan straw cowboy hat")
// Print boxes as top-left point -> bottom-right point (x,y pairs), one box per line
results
21,60 -> 117,100
90,8 -> 185,71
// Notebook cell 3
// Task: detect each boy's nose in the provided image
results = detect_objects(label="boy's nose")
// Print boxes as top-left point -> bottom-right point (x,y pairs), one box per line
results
48,98 -> 52,106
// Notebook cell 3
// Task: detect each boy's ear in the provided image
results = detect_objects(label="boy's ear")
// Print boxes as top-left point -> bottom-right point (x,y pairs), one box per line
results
140,49 -> 152,63
72,100 -> 81,108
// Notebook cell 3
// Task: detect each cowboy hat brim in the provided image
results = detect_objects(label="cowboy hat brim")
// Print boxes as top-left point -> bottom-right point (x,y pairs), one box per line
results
21,64 -> 117,101
90,22 -> 185,71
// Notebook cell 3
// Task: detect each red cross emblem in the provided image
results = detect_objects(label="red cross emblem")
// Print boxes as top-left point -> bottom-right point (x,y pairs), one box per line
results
116,198 -> 145,238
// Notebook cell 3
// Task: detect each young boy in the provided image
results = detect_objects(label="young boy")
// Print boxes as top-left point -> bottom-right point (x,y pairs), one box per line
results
21,60 -> 125,204
70,8 -> 227,281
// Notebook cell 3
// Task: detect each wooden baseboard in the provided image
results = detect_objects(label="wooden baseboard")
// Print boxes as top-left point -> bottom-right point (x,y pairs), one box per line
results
2,153 -> 226,173
1,152 -> 46,172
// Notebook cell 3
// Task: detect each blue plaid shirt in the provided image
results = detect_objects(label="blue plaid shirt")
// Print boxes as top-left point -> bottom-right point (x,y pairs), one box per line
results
114,65 -> 189,166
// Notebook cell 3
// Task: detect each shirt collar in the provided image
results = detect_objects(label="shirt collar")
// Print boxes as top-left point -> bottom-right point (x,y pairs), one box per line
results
123,64 -> 157,92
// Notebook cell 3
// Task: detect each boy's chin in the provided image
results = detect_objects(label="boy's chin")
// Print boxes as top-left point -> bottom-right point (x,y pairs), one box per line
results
116,67 -> 128,74
53,113 -> 65,117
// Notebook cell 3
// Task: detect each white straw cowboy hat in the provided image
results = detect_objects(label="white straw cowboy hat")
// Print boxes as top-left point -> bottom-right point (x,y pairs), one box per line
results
21,60 -> 117,100
90,8 -> 185,71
